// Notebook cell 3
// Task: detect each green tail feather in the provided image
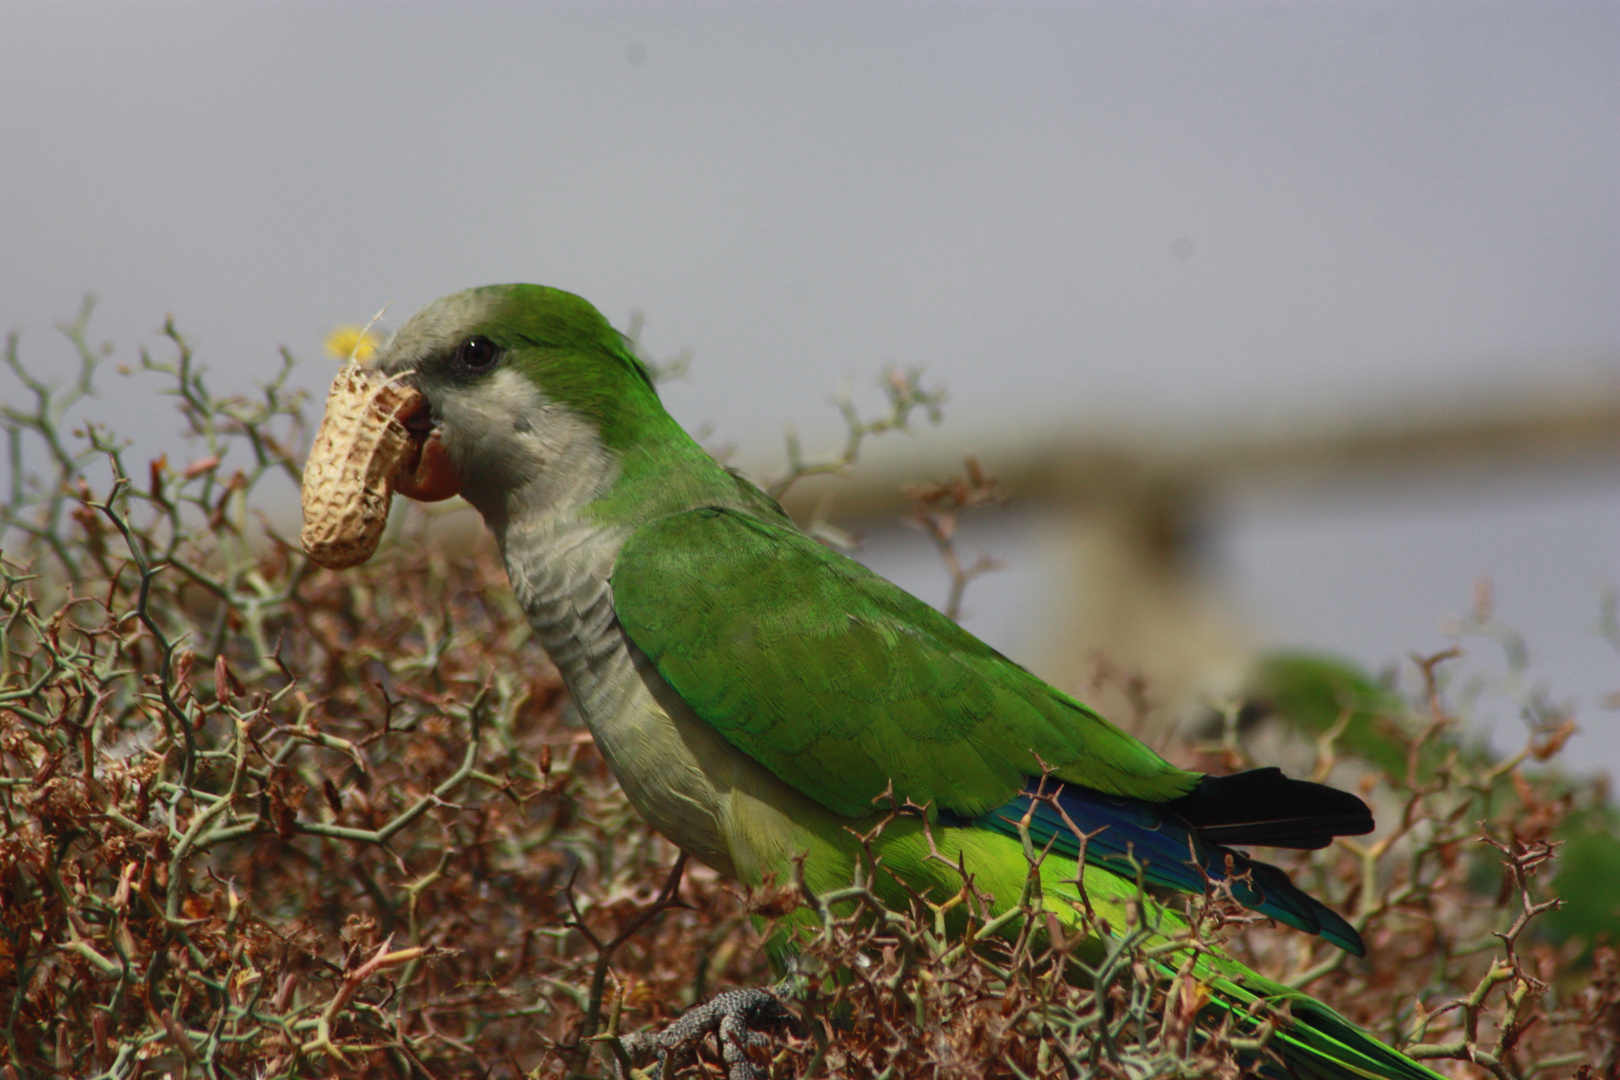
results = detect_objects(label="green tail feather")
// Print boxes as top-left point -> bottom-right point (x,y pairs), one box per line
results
1028,854 -> 1446,1080
1196,969 -> 1445,1080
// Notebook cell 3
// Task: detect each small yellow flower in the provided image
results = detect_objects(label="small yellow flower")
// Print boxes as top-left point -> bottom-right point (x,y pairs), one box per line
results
324,325 -> 381,364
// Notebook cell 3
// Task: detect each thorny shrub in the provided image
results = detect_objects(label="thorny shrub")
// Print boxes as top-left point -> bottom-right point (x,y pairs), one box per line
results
0,308 -> 1615,1080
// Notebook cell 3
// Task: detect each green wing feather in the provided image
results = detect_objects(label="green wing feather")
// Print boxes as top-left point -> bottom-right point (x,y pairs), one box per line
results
612,506 -> 1201,820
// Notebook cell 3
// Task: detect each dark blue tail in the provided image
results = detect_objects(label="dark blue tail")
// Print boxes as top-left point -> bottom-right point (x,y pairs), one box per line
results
970,778 -> 1365,955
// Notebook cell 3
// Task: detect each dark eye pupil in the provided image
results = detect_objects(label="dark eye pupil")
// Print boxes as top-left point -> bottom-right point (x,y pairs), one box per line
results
458,336 -> 497,370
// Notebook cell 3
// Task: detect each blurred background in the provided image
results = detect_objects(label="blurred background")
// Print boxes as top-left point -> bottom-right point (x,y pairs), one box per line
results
3,2 -> 1616,766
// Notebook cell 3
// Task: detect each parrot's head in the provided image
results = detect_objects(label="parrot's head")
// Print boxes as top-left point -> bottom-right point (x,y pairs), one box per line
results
378,284 -> 665,522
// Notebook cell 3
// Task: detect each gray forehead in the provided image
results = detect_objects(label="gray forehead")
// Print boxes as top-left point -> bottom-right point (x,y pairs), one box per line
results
378,290 -> 502,374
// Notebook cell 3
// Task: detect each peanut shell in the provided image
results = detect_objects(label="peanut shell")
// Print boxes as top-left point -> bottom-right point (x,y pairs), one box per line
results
301,363 -> 423,569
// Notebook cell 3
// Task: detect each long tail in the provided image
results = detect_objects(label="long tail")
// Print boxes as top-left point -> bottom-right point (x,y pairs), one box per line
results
1037,862 -> 1445,1080
972,774 -> 1371,954
955,780 -> 1444,1080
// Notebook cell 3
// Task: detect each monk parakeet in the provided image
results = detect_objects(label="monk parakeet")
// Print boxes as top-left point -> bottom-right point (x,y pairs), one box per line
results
371,284 -> 1444,1080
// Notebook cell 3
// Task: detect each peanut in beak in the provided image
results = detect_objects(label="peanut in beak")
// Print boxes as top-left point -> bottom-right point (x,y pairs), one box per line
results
300,364 -> 460,569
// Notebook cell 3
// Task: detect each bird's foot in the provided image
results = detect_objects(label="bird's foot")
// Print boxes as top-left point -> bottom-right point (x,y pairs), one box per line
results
615,985 -> 797,1080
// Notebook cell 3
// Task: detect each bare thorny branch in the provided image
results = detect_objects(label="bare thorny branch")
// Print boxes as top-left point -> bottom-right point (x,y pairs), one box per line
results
766,368 -> 945,503
1,306 -> 1614,1079
902,455 -> 1006,622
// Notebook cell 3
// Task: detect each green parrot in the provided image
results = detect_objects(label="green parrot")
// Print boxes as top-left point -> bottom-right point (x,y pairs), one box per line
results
369,284 -> 1445,1080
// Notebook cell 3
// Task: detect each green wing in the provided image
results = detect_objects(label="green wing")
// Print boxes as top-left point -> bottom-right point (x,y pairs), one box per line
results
612,507 -> 1201,820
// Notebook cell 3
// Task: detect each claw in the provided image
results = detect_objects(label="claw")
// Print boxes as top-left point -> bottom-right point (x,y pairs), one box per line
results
617,986 -> 796,1080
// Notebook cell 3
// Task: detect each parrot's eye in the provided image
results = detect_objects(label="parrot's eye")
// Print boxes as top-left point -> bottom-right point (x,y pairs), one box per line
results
455,336 -> 500,372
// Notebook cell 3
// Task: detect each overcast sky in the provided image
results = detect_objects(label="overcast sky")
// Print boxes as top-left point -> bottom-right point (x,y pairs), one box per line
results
3,2 -> 1617,764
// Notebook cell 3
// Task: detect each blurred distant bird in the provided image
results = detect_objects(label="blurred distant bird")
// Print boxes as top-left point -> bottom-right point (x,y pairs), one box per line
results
1240,651 -> 1620,963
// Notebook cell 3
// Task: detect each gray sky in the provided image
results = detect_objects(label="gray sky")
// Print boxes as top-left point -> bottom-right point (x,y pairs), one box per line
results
3,2 -> 1617,763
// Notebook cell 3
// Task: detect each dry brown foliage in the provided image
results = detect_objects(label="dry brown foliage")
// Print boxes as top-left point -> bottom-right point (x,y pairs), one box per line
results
0,311 -> 1615,1079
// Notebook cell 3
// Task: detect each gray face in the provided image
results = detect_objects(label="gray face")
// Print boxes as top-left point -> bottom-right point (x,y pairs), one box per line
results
377,291 -> 617,528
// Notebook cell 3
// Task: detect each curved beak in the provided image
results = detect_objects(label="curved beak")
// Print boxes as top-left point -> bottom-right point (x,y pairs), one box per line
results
390,390 -> 461,502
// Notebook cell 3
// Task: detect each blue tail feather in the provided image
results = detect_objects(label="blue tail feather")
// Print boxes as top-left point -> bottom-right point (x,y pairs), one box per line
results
971,780 -> 1364,956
